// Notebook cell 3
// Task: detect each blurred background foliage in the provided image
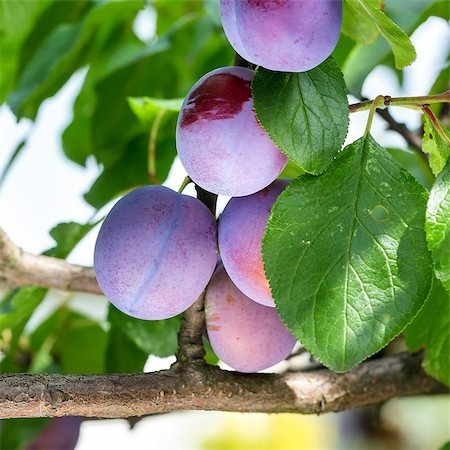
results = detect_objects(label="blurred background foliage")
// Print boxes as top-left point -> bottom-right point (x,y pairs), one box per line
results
0,0 -> 449,449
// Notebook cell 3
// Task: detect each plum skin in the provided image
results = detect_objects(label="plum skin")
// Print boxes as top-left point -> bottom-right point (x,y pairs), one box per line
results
176,66 -> 287,197
25,417 -> 82,450
94,185 -> 217,320
219,179 -> 290,307
205,264 -> 296,373
220,0 -> 342,72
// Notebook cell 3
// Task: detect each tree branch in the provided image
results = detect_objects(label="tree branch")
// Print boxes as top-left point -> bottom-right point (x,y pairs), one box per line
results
175,186 -> 218,366
0,227 -> 101,295
175,292 -> 207,366
0,352 -> 446,419
375,108 -> 423,153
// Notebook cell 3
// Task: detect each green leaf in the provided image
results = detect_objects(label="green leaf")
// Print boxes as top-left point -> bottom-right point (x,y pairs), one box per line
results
0,219 -> 96,368
105,326 -> 149,373
128,96 -> 184,127
203,336 -> 219,366
386,147 -> 434,190
0,287 -> 47,334
279,160 -> 305,180
263,135 -> 432,371
426,161 -> 450,292
8,21 -> 82,118
342,0 -> 416,69
108,305 -> 180,358
0,0 -> 52,102
422,116 -> 450,176
83,132 -> 176,208
7,1 -> 141,119
342,0 -> 381,44
343,0 -> 436,95
428,62 -> 449,117
253,57 -> 349,175
46,221 -> 97,259
404,279 -> 450,386
0,418 -> 49,450
52,310 -> 107,374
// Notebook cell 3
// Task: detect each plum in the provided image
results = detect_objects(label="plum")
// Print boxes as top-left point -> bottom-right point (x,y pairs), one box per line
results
219,179 -> 289,307
94,185 -> 217,320
220,0 -> 342,72
25,417 -> 82,450
205,264 -> 296,372
176,66 -> 287,196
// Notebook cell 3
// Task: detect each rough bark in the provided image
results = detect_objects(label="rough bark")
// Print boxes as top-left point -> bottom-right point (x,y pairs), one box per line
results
0,353 -> 446,419
0,227 -> 101,295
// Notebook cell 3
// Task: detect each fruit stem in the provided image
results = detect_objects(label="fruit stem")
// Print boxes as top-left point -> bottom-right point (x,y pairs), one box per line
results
364,95 -> 384,138
147,109 -> 166,183
177,176 -> 192,193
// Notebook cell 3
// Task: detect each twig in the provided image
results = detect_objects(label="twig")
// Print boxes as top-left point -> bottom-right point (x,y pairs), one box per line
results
349,91 -> 450,114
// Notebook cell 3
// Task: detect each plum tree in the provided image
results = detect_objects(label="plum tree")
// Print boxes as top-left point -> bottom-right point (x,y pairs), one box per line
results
205,264 -> 296,373
94,185 -> 217,320
0,0 -> 447,439
219,179 -> 290,307
220,0 -> 342,72
176,66 -> 287,196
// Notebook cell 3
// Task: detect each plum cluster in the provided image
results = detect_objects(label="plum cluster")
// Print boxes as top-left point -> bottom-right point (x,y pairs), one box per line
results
95,1 -> 343,372
94,180 -> 295,372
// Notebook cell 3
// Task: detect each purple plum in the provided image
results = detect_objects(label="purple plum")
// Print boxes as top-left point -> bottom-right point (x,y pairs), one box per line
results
205,264 -> 296,372
176,66 -> 287,196
219,179 -> 290,307
220,0 -> 342,72
94,185 -> 217,320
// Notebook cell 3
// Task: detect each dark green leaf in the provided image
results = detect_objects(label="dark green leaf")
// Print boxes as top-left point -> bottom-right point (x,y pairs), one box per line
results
0,418 -> 49,450
8,22 -> 82,118
426,161 -> 450,292
83,131 -> 176,208
108,305 -> 180,358
106,326 -> 149,373
263,135 -> 432,371
404,279 -> 450,386
53,310 -> 107,374
7,1 -> 141,119
253,58 -> 349,174
422,116 -> 450,176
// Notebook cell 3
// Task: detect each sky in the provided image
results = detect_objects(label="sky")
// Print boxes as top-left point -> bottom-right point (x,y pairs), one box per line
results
0,14 -> 449,450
